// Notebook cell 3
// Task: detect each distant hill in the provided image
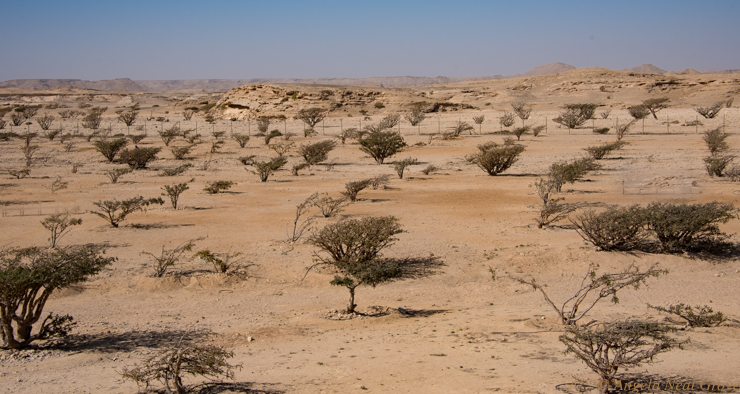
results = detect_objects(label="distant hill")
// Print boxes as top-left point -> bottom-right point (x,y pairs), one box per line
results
514,62 -> 576,78
0,78 -> 143,91
623,64 -> 667,74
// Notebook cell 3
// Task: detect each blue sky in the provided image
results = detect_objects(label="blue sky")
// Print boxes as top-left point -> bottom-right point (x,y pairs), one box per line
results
1,0 -> 738,80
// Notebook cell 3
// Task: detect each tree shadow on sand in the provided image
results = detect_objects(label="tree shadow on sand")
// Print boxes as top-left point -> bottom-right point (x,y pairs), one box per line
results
190,382 -> 287,394
54,328 -> 213,353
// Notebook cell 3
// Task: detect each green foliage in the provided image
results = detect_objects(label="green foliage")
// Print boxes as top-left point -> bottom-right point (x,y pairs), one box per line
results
115,104 -> 139,127
170,145 -> 193,160
511,101 -> 531,120
158,164 -> 191,177
704,155 -> 733,177
194,249 -> 242,273
141,239 -> 198,278
642,97 -> 669,119
465,141 -> 525,176
307,216 -> 403,314
264,129 -> 282,145
584,141 -> 626,160
121,342 -> 240,394
359,131 -> 407,164
162,180 -> 192,209
703,127 -> 730,156
296,108 -> 325,128
447,121 -> 475,137
298,140 -> 337,166
341,179 -> 373,202
648,303 -> 727,328
628,104 -> 650,120
513,263 -> 666,325
548,157 -> 601,192
553,103 -> 597,129
158,125 -> 181,146
232,133 -> 250,148
572,205 -> 648,251
645,202 -> 736,252
560,321 -> 683,393
81,107 -> 107,130
421,164 -> 438,175
93,138 -> 129,162
129,133 -> 146,144
512,126 -> 530,140
119,147 -> 161,169
0,246 -> 114,349
204,181 -> 234,194
91,196 -> 165,228
250,156 -> 287,182
40,213 -> 82,248
392,157 -> 418,179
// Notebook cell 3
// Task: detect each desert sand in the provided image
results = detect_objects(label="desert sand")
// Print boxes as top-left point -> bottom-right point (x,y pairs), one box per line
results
1,68 -> 740,393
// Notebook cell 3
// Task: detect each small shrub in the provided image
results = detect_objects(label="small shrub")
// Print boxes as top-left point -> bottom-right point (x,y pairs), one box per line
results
43,129 -> 61,141
531,125 -> 545,137
91,196 -> 164,227
264,129 -> 282,145
512,263 -> 666,324
158,125 -> 181,146
296,108 -> 326,129
532,178 -> 579,228
129,133 -> 146,144
512,126 -> 530,141
194,249 -> 242,274
7,168 -> 30,179
696,101 -> 724,119
341,179 -> 373,202
374,101 -> 385,109
119,147 -> 161,169
0,246 -> 114,349
553,103 -> 597,129
359,131 -> 407,164
298,140 -> 337,166
306,216 -> 403,314
141,239 -> 198,278
498,111 -> 515,128
592,127 -> 610,135
292,162 -> 310,176
648,303 -> 727,328
250,156 -> 287,182
703,127 -> 730,156
232,133 -> 249,148
204,180 -> 234,194
162,180 -> 193,209
287,195 -> 316,242
645,201 -> 736,252
704,155 -> 733,177
392,157 -> 418,179
599,110 -> 611,119
560,320 -> 684,393
371,174 -> 391,190
256,116 -> 271,133
511,101 -> 532,121
447,121 -> 474,137
571,205 -> 647,251
584,140 -> 626,160
170,145 -> 193,160
158,163 -> 192,177
466,141 -> 525,176
121,343 -> 240,394
548,157 -> 601,192
405,105 -> 427,127
309,192 -> 348,217
41,213 -> 82,248
628,104 -> 650,120
421,164 -> 438,175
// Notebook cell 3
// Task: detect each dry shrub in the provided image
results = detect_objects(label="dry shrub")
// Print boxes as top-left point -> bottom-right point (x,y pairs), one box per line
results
466,141 -> 525,176
342,179 -> 373,202
560,320 -> 684,394
584,141 -> 626,160
572,205 -> 647,251
648,303 -> 727,328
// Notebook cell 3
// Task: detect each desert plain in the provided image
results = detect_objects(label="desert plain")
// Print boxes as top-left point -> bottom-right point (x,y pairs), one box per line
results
1,67 -> 740,393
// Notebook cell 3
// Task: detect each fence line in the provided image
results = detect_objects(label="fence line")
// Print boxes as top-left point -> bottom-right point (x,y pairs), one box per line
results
1,206 -> 81,218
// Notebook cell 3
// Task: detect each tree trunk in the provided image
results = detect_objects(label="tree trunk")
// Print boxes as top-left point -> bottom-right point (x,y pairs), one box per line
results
346,286 -> 357,314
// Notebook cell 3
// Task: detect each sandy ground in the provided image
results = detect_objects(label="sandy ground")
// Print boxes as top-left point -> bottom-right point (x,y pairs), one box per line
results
1,91 -> 740,394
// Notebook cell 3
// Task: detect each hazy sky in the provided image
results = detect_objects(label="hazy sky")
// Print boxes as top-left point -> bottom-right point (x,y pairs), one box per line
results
1,0 -> 738,81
